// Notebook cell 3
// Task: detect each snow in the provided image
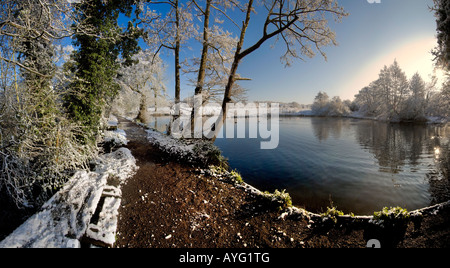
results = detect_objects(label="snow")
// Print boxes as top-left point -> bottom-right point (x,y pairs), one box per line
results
280,109 -> 314,116
147,129 -> 196,160
426,116 -> 449,124
108,115 -> 119,127
148,106 -> 172,115
103,128 -> 128,146
0,171 -> 104,248
104,115 -> 128,146
0,130 -> 137,248
86,196 -> 121,246
146,102 -> 312,118
147,128 -> 220,165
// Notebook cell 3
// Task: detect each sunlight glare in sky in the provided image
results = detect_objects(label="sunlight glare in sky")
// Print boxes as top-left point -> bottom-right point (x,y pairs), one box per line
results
344,36 -> 443,100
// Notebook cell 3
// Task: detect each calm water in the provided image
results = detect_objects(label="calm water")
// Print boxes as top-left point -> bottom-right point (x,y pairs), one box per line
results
148,116 -> 450,215
214,117 -> 450,215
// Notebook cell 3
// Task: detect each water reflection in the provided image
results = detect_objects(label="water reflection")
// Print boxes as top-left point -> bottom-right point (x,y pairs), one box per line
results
312,118 -> 450,206
355,122 -> 429,174
429,139 -> 450,204
147,116 -> 171,133
311,117 -> 349,141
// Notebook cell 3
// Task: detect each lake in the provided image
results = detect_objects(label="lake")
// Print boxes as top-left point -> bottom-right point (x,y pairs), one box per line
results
148,116 -> 450,215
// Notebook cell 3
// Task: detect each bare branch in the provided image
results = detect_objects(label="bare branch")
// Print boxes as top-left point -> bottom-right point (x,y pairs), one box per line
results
0,55 -> 52,78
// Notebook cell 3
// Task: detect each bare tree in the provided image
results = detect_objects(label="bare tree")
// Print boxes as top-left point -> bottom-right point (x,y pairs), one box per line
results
188,0 -> 247,102
184,0 -> 247,134
193,0 -> 213,97
213,0 -> 347,136
141,0 -> 197,106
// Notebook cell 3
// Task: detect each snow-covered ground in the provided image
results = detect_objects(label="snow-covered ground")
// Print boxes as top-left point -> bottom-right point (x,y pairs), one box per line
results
0,117 -> 137,248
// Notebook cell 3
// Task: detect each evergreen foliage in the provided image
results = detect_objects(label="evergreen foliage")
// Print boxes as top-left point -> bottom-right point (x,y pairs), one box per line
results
64,0 -> 141,135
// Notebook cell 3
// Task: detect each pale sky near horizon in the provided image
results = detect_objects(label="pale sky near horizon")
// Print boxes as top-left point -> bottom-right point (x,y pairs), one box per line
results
139,0 -> 443,104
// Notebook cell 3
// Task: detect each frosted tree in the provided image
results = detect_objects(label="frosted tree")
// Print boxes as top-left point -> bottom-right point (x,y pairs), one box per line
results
0,0 -> 64,208
371,60 -> 410,120
141,0 -> 198,106
404,72 -> 427,120
311,91 -> 330,116
354,82 -> 382,116
213,0 -> 347,136
0,0 -> 100,76
189,0 -> 244,102
431,0 -> 449,118
432,0 -> 450,72
116,50 -> 167,123
389,60 -> 410,117
353,60 -> 448,121
312,92 -> 349,116
328,96 -> 350,116
0,0 -> 98,209
410,73 -> 426,100
198,26 -> 246,101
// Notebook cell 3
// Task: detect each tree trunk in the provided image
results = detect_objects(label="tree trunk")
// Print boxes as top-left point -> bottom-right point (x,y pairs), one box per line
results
191,0 -> 212,134
137,92 -> 147,123
174,0 -> 181,105
154,89 -> 158,113
212,0 -> 254,141
170,0 -> 181,136
194,0 -> 212,96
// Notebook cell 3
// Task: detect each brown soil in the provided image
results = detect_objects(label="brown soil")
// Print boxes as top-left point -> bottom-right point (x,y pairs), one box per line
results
114,118 -> 450,248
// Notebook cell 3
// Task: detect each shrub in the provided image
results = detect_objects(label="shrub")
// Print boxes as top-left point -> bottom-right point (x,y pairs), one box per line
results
321,206 -> 345,224
263,189 -> 293,211
193,141 -> 228,169
372,206 -> 409,227
368,206 -> 411,247
230,170 -> 244,185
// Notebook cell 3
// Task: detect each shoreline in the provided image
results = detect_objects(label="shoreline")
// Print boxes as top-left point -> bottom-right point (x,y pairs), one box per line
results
115,117 -> 450,248
142,105 -> 449,125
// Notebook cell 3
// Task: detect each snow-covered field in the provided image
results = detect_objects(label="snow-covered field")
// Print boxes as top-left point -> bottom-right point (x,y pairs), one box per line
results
0,117 -> 137,248
147,102 -> 448,124
146,102 -> 312,117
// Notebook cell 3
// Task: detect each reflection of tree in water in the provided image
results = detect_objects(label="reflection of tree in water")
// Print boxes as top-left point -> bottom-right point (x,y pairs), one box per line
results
311,118 -> 349,141
355,122 -> 434,173
354,121 -> 450,204
428,125 -> 450,204
148,116 -> 172,134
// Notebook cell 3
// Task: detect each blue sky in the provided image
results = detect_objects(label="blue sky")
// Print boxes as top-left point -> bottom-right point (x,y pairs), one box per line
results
127,0 -> 441,104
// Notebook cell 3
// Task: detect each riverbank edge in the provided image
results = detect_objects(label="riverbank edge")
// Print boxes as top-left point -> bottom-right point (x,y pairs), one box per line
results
142,107 -> 449,125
